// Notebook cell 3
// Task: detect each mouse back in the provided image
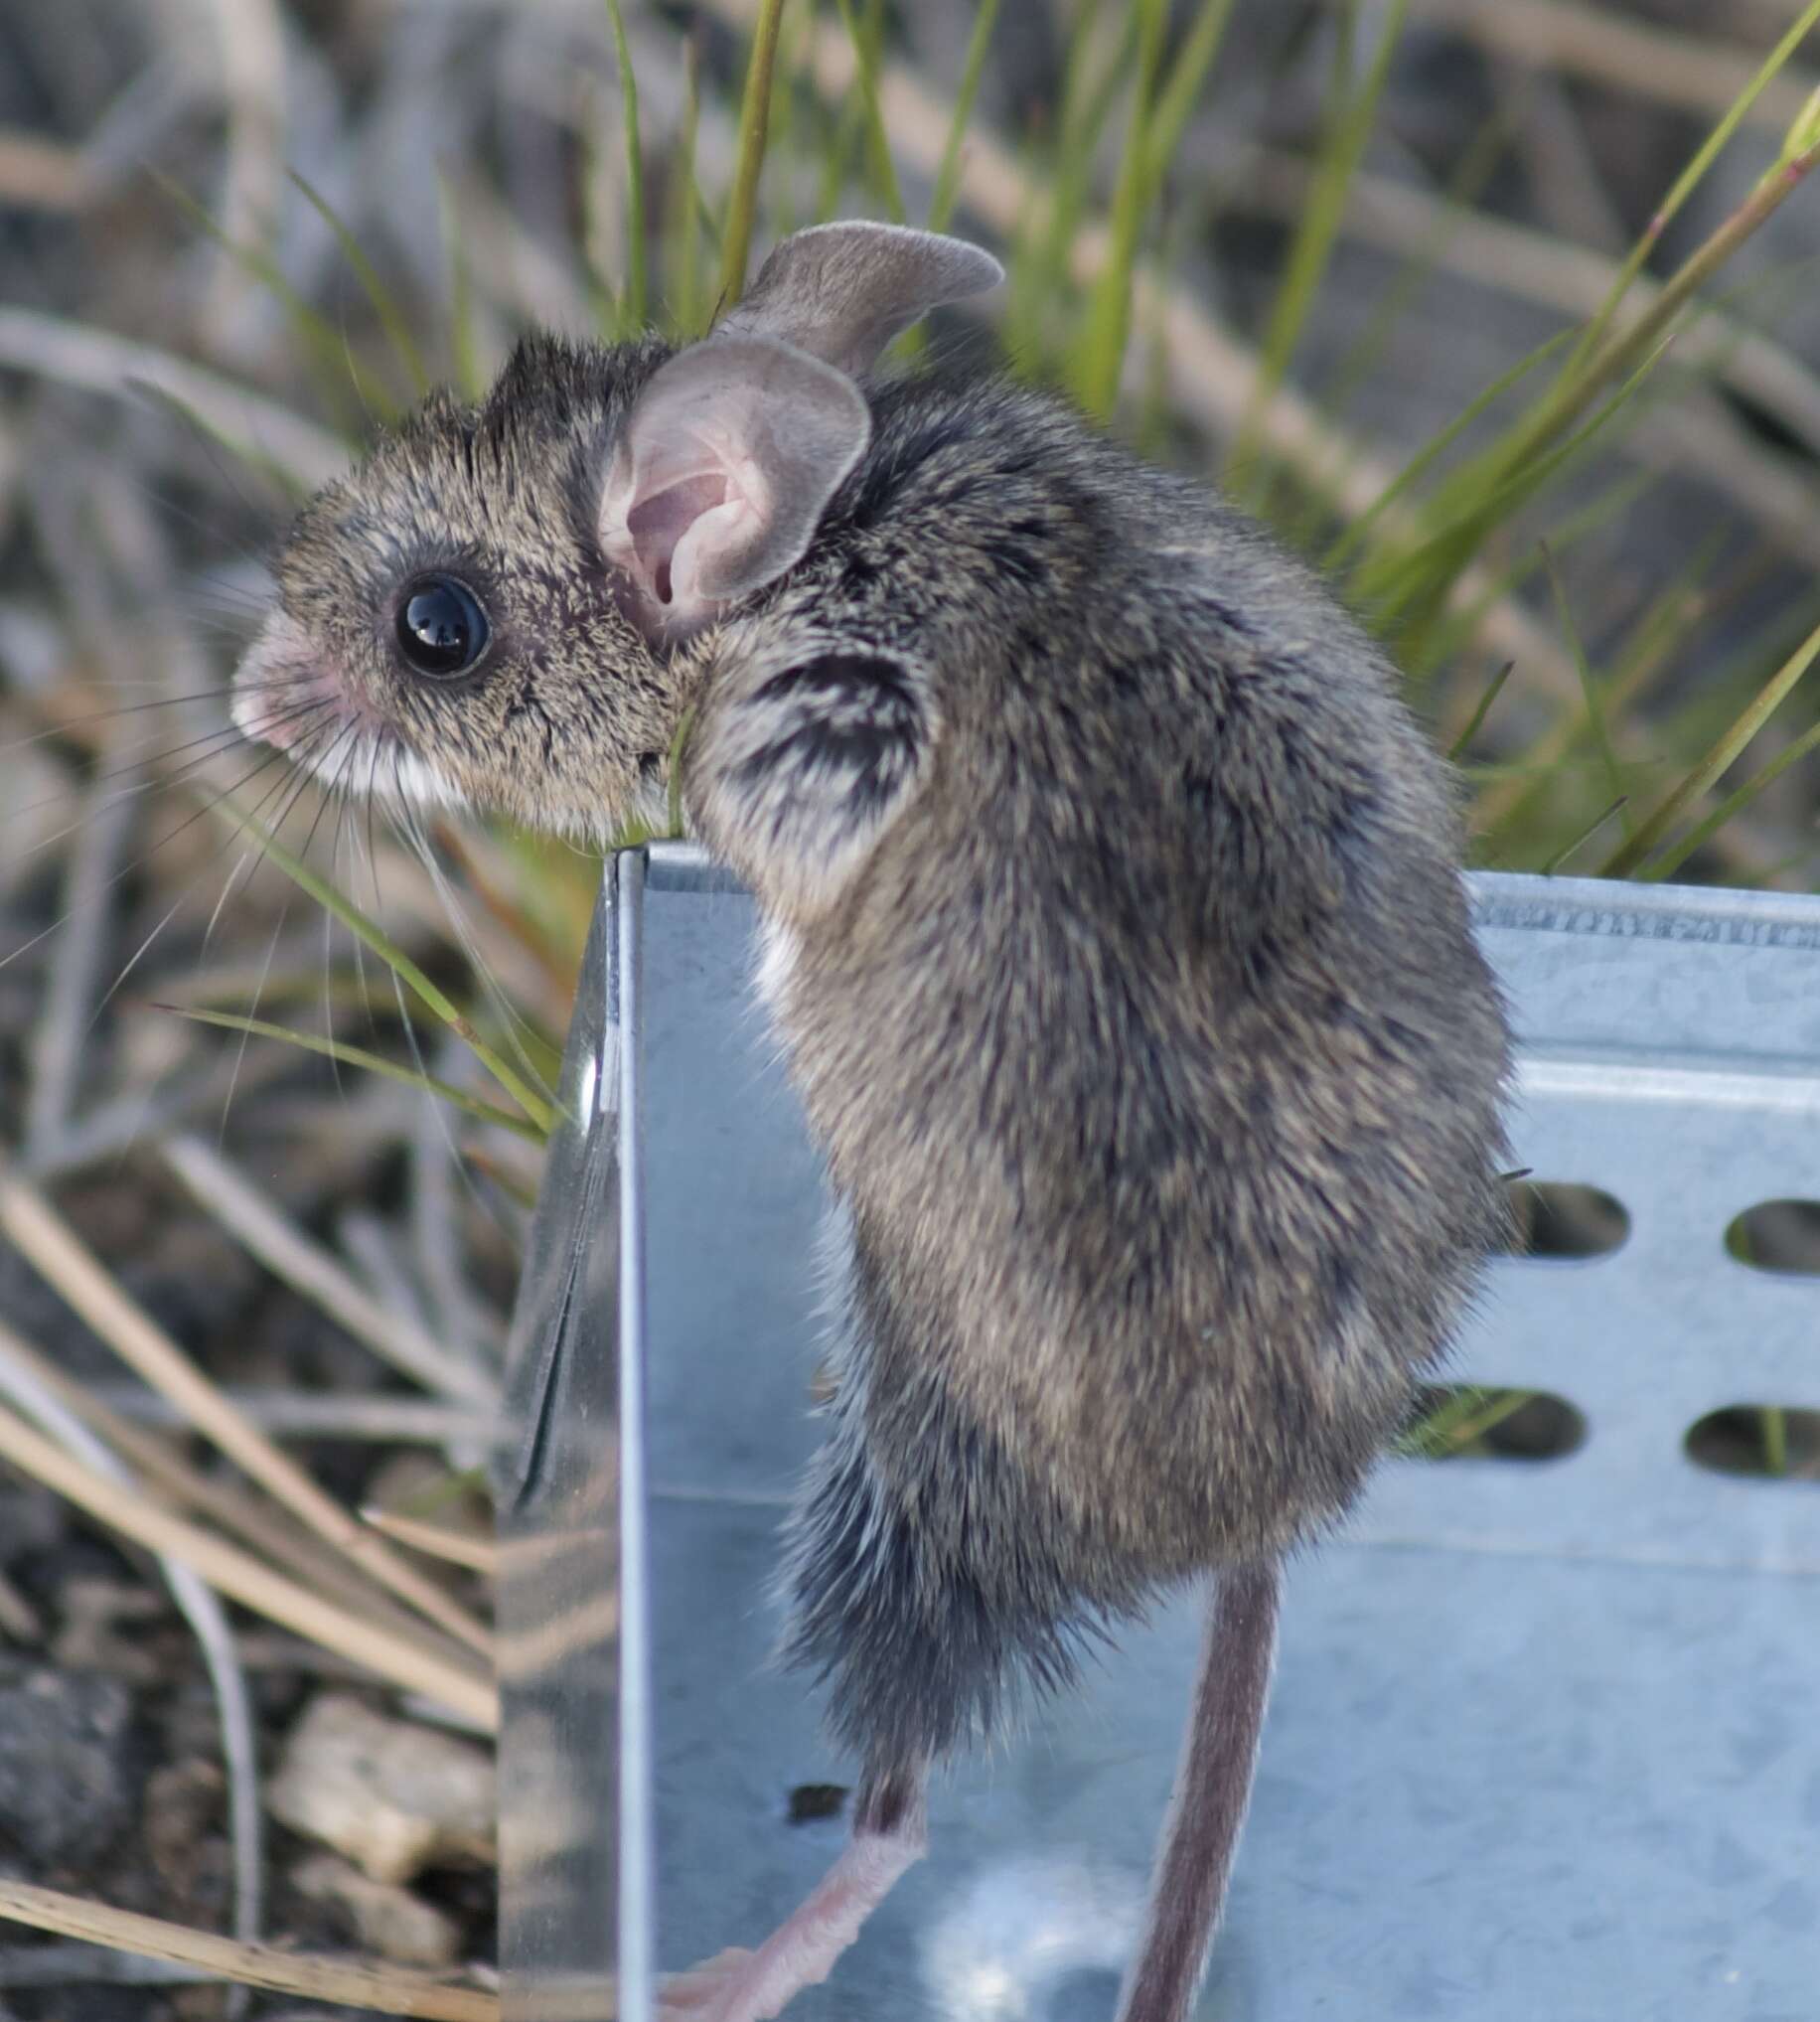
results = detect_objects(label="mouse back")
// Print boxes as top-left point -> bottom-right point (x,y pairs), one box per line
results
677,357 -> 1513,1581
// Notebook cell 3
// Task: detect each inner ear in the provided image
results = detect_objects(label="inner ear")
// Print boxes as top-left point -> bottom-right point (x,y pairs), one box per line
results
628,472 -> 732,609
599,335 -> 870,640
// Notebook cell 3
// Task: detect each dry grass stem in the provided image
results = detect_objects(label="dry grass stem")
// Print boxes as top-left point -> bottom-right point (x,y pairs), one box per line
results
0,1881 -> 499,2021
1405,0 -> 1816,130
196,0 -> 287,328
0,309 -> 346,488
0,1564 -> 43,1642
0,1393 -> 497,1728
0,1330 -> 266,1955
0,1322 -> 472,1653
0,128 -> 88,209
160,1135 -> 498,1406
86,1383 -> 493,1444
0,1159 -> 494,1657
23,1047 -> 295,1182
362,1508 -> 498,1577
25,773 -> 138,1158
1243,147 -> 1820,463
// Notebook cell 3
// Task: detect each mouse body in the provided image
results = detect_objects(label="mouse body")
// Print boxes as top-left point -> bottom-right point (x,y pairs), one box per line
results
233,223 -> 1512,2022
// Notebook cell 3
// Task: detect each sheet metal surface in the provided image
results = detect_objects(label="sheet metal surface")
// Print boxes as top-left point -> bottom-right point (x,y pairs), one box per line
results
500,851 -> 1820,2021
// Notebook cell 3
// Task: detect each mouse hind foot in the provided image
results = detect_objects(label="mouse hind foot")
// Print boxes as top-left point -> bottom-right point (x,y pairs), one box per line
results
660,1767 -> 927,2022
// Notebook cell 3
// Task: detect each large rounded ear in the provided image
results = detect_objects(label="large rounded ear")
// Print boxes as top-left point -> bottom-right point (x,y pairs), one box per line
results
598,334 -> 869,639
714,222 -> 1003,377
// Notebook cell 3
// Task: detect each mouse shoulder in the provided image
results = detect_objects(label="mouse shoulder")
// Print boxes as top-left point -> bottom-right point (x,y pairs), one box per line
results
774,364 -> 1414,730
689,358 -> 1479,977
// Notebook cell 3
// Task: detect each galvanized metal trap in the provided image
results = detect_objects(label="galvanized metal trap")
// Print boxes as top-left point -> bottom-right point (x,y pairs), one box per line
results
496,845 -> 1820,2022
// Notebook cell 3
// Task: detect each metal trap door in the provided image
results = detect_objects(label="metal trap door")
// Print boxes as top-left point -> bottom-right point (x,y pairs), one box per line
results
494,851 -> 654,2022
499,851 -> 1820,2022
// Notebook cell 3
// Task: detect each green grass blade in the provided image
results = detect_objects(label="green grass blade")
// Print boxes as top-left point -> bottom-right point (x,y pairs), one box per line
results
1599,611 -> 1820,877
1002,5 -> 1138,381
666,35 -> 706,337
834,0 -> 906,223
1559,0 -> 1820,385
1145,0 -> 1241,189
768,1 -> 807,238
126,379 -> 317,504
1415,464 -> 1656,698
1456,118 -> 1820,539
1467,499 -> 1716,844
1290,107 -> 1519,551
1641,715 -> 1820,881
1445,661 -> 1514,761
436,171 -> 485,401
155,1008 -> 547,1144
287,169 -> 431,396
579,77 -> 628,341
666,703 -> 696,842
1326,327 -> 1575,575
1229,0 -> 1410,489
929,0 -> 1001,233
1399,1385 -> 1537,1459
1538,796 -> 1628,876
155,171 -> 393,430
1363,341 -> 1662,630
213,804 -> 557,1135
1543,545 -> 1626,833
603,0 -> 648,330
1070,0 -> 1168,421
719,0 -> 790,309
1136,205 -> 1196,457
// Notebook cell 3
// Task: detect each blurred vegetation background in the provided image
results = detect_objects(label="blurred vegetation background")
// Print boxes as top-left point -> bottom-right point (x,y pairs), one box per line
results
1,0 -> 1819,2009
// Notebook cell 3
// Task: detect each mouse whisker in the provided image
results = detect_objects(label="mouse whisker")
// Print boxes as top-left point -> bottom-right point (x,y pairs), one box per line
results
0,693 -> 341,857
0,728 -> 317,983
217,881 -> 300,1143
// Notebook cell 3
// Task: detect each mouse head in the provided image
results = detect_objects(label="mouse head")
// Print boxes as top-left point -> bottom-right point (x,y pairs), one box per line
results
230,222 -> 1000,842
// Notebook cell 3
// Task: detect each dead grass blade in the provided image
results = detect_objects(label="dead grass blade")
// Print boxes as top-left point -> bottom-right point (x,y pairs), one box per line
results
363,1508 -> 498,1578
1404,0 -> 1817,132
160,1135 -> 500,1402
0,1158 -> 494,1658
0,126 -> 89,209
0,1395 -> 496,1727
0,1881 -> 498,2020
0,308 -> 348,488
0,1330 -> 265,1956
1599,610 -> 1820,875
0,1322 -> 469,1652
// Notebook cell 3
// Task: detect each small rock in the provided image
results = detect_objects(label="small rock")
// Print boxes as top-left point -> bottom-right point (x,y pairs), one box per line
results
291,1850 -> 462,1969
267,1693 -> 494,1885
0,1664 -> 137,1866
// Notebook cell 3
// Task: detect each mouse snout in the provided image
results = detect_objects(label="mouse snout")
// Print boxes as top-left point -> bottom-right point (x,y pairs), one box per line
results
230,610 -> 368,755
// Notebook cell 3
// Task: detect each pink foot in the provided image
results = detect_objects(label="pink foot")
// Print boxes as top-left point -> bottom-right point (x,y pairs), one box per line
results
660,1820 -> 926,2022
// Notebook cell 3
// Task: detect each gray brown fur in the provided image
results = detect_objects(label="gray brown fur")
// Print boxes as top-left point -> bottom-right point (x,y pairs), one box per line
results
232,229 -> 1512,2016
682,368 -> 1511,1766
243,335 -> 680,837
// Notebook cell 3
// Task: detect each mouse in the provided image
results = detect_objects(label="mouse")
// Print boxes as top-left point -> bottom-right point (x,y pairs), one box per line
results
230,220 -> 1513,2022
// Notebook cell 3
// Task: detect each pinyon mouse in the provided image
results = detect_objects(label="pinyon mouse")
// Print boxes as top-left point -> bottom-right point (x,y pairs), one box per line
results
232,221 -> 1513,2022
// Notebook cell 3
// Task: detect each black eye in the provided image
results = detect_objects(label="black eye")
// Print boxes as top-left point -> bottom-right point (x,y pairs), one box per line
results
395,575 -> 489,679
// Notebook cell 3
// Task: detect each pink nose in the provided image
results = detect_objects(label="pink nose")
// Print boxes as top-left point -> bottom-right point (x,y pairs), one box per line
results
230,682 -> 313,752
